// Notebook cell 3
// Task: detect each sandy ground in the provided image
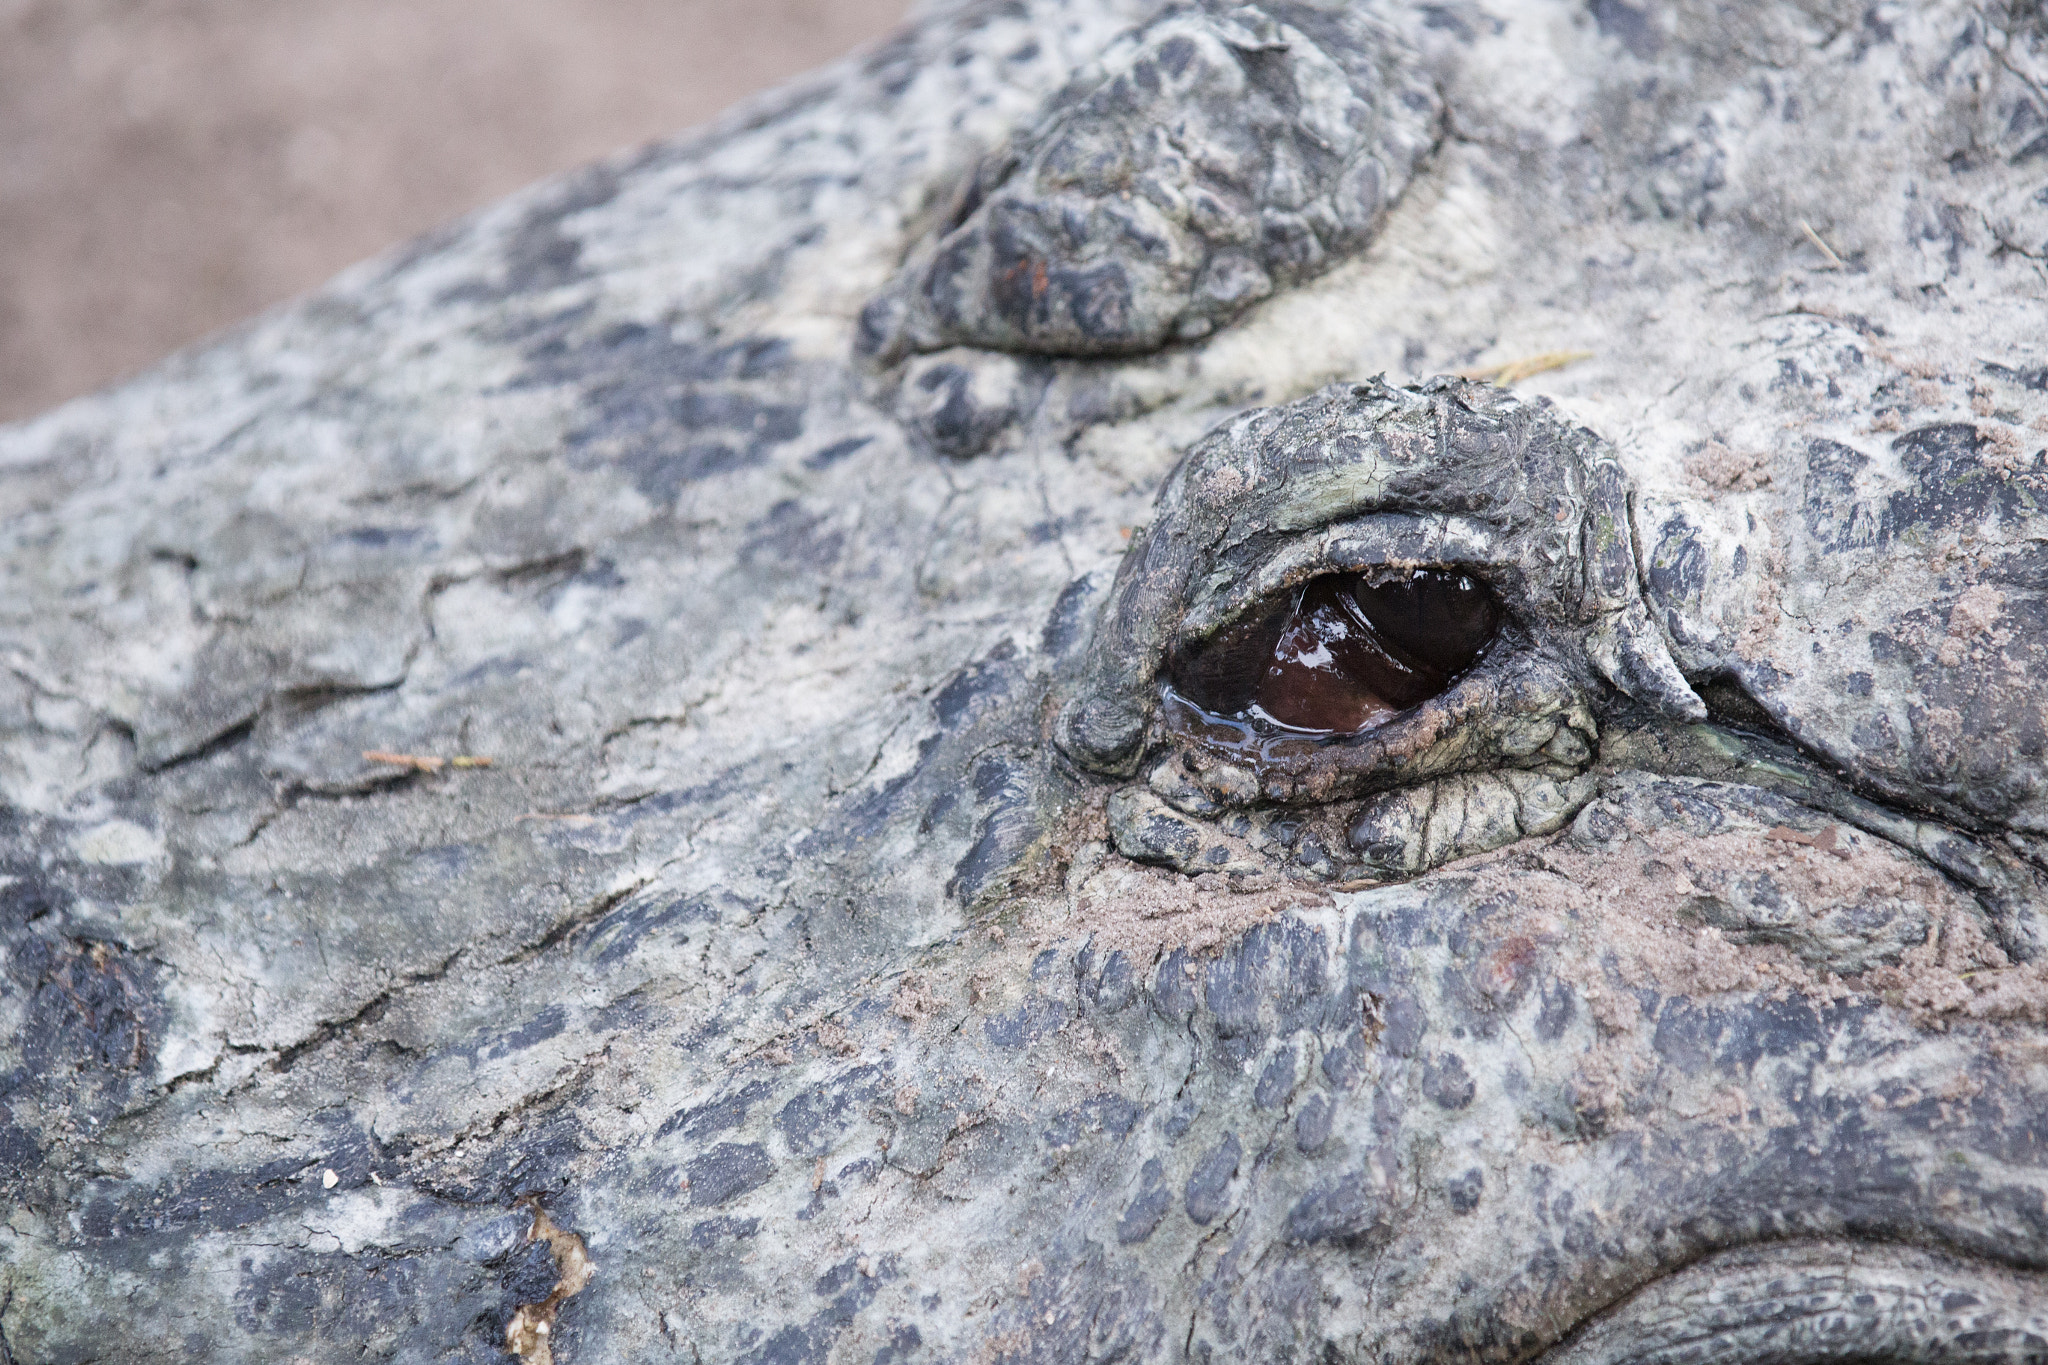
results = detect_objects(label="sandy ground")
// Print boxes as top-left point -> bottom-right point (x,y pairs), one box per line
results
0,0 -> 909,424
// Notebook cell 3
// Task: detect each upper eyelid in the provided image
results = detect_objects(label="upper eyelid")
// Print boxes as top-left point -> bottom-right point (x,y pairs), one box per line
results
1175,512 -> 1521,642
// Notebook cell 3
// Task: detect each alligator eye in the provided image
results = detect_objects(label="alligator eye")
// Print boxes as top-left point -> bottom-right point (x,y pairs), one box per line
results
1169,569 -> 1501,735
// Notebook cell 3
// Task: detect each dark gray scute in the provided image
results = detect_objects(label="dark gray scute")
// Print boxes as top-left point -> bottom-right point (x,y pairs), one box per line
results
865,0 -> 1441,360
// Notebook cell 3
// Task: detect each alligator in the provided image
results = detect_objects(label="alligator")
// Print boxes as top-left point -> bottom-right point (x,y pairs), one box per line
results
2,0 -> 2047,1360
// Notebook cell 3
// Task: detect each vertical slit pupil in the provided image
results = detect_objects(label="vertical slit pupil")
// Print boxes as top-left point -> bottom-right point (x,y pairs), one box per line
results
1169,569 -> 1500,734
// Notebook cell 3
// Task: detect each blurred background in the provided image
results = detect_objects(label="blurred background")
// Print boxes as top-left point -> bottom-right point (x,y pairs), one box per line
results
0,0 -> 911,424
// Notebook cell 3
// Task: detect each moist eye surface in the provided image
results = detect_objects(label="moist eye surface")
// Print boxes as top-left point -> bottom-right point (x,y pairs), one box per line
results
1168,569 -> 1502,735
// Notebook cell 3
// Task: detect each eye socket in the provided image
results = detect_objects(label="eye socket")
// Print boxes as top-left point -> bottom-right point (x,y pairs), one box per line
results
1167,569 -> 1502,735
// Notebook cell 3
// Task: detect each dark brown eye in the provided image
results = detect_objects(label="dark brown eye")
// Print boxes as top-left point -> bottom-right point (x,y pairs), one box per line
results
1169,569 -> 1501,735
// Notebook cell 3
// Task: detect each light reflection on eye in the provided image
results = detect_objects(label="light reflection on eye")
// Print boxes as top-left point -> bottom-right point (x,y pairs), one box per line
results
1166,569 -> 1503,736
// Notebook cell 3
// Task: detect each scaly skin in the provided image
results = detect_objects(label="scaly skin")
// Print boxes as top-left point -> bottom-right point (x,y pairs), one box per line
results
1,1 -> 2045,1361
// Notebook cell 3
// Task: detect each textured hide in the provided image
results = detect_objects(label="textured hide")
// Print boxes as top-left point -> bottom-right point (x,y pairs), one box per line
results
3,1 -> 2048,1362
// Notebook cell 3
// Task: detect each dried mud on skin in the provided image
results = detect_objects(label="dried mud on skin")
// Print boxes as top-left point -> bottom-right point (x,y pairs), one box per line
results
3,0 -> 2048,1362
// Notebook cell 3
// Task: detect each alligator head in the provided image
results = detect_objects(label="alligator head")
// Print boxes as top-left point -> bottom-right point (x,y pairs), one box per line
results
2,0 -> 2047,1360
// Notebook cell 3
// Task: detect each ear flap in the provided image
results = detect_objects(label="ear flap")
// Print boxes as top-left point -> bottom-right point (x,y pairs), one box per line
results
1584,603 -> 1707,722
1580,456 -> 1706,721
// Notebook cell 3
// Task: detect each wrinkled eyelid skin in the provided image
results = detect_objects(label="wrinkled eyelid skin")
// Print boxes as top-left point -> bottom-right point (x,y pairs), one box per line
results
1175,522 -> 1526,650
1055,376 -> 1705,785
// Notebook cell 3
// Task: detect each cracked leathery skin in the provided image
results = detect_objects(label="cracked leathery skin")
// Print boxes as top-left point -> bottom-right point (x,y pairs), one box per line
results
3,1 -> 2048,1362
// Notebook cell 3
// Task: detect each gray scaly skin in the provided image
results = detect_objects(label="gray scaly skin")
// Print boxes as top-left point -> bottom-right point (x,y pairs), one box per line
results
2,0 -> 2047,1361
